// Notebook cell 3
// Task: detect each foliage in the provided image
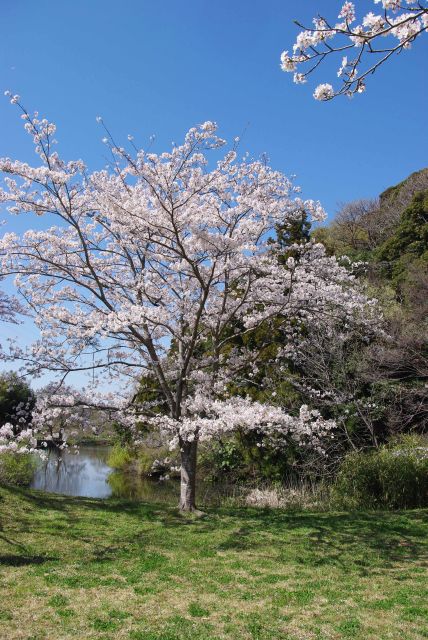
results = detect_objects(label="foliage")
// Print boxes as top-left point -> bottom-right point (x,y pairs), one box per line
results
307,172 -> 428,454
312,169 -> 428,261
199,438 -> 245,480
0,371 -> 35,433
0,452 -> 37,486
200,432 -> 311,484
108,443 -> 179,480
111,420 -> 136,447
376,190 -> 428,286
333,436 -> 428,509
106,444 -> 133,470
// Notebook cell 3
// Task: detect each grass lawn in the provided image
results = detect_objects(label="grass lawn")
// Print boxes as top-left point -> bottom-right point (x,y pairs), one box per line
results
0,486 -> 427,640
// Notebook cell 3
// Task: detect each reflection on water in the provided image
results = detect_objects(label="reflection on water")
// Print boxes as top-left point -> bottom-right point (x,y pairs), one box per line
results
31,445 -> 113,498
31,445 -> 238,506
31,445 -> 181,503
108,471 -> 239,507
108,470 -> 179,504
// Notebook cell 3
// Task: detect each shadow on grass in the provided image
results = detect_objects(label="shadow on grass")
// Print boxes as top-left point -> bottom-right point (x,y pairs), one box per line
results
213,508 -> 428,570
3,485 -> 159,518
0,553 -> 55,566
1,486 -> 427,572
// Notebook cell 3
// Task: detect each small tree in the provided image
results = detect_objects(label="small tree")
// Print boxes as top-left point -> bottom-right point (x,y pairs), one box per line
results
281,1 -> 428,99
0,97 -> 373,510
0,371 -> 35,434
0,371 -> 37,456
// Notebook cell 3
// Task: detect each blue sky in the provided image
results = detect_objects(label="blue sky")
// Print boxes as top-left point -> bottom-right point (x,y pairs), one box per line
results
1,0 -> 427,386
2,0 -> 427,214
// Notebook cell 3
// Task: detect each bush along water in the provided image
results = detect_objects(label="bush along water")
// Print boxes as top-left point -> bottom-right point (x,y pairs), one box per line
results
107,444 -> 180,480
332,436 -> 428,510
0,452 -> 37,486
106,444 -> 133,471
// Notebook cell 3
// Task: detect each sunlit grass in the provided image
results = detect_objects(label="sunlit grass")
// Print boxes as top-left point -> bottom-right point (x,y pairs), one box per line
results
0,486 -> 427,639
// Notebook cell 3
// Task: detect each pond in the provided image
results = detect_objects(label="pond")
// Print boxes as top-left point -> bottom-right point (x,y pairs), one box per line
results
31,445 -> 115,499
30,445 -> 243,506
31,445 -> 182,503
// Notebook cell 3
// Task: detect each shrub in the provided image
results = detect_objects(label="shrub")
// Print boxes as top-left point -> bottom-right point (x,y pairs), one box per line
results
0,452 -> 37,486
106,444 -> 133,470
199,438 -> 244,480
134,448 -> 165,476
198,434 -> 299,483
107,444 -> 179,479
332,436 -> 428,509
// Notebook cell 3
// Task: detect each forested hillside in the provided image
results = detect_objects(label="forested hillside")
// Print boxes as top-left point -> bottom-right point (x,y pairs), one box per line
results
312,170 -> 428,438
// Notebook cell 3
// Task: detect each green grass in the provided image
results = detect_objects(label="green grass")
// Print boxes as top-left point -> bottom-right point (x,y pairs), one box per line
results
0,486 -> 427,639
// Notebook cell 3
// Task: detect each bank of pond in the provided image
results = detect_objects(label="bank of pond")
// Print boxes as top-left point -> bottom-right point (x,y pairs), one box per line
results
29,445 -> 252,507
1,436 -> 427,511
0,444 -> 329,510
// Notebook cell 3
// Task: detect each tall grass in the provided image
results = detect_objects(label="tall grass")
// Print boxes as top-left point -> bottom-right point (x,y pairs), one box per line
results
106,444 -> 133,470
332,435 -> 428,509
0,452 -> 37,486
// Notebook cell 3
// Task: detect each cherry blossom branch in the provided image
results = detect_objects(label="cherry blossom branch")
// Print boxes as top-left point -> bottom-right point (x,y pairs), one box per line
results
281,1 -> 428,99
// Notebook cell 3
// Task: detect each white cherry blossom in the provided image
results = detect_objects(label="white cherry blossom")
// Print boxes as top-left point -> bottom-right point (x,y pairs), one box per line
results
281,1 -> 428,99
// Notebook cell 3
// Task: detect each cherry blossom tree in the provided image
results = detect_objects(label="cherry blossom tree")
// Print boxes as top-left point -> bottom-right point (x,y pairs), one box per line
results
31,384 -> 92,450
0,290 -> 36,455
281,1 -> 428,99
0,96 -> 375,510
0,371 -> 36,457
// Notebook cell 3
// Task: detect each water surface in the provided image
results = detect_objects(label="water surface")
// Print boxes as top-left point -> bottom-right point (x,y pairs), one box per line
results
31,445 -> 113,498
31,445 -> 181,504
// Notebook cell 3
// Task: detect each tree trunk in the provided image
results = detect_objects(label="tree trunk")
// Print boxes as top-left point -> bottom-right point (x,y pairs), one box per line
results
179,439 -> 198,511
